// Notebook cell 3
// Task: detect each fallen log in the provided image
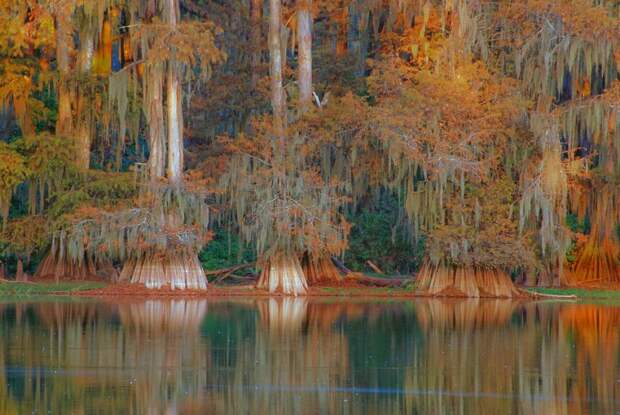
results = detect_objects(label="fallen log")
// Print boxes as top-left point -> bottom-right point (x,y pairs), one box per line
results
519,288 -> 578,299
207,263 -> 257,284
366,260 -> 384,274
215,273 -> 258,284
205,263 -> 255,277
346,272 -> 412,287
228,274 -> 258,281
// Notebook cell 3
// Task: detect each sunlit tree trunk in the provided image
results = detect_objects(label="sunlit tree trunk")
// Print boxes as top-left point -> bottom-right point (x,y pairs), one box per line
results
146,67 -> 166,178
166,0 -> 183,184
166,69 -> 183,182
297,0 -> 312,112
257,0 -> 308,296
250,0 -> 263,90
297,4 -> 342,287
55,5 -> 74,138
269,0 -> 285,140
121,0 -> 207,291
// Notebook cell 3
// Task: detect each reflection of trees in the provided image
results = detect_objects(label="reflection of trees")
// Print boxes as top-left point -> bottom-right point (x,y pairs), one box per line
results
204,298 -> 351,414
0,301 -> 120,414
559,304 -> 620,414
0,300 -> 210,414
0,338 -> 18,414
0,300 -> 618,414
416,298 -> 521,330
117,300 -> 209,414
402,300 -> 525,414
514,303 -> 619,415
401,300 -> 620,415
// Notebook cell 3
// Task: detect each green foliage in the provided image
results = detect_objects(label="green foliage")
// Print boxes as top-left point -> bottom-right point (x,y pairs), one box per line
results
566,213 -> 588,234
565,240 -> 579,264
198,227 -> 255,271
346,198 -> 423,274
565,213 -> 591,264
31,87 -> 57,133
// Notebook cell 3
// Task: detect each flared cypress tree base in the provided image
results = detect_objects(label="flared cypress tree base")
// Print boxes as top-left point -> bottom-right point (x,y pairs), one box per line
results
415,262 -> 521,298
119,249 -> 207,290
257,254 -> 308,296
567,239 -> 620,285
301,254 -> 342,285
35,250 -> 110,281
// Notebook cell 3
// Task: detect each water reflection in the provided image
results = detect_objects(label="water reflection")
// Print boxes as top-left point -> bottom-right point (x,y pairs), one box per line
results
0,298 -> 618,414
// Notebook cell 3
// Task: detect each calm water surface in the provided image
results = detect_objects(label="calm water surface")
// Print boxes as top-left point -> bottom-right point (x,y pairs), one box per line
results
0,298 -> 618,414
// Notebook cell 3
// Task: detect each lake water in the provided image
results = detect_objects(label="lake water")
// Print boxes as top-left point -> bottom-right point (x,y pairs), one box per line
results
0,298 -> 618,414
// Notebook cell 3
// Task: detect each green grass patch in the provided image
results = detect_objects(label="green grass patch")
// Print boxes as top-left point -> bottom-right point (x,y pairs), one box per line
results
0,281 -> 107,296
526,287 -> 620,299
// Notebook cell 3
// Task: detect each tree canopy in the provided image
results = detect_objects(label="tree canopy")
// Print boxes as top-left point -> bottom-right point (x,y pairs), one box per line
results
0,0 -> 619,295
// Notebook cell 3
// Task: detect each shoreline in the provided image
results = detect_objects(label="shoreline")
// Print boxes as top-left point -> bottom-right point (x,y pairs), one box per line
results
2,280 -> 620,300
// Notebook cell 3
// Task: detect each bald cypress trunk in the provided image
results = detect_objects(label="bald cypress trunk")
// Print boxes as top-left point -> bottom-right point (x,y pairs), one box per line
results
302,254 -> 342,285
146,67 -> 166,178
568,187 -> 620,285
257,254 -> 308,296
257,0 -> 309,296
297,0 -> 313,112
121,0 -> 207,290
166,0 -> 183,184
415,262 -> 521,298
166,67 -> 183,183
269,0 -> 285,140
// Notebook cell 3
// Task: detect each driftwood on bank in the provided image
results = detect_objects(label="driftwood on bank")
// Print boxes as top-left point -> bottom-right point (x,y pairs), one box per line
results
206,263 -> 256,284
519,288 -> 578,299
346,272 -> 412,287
331,257 -> 411,287
366,260 -> 384,274
205,263 -> 255,276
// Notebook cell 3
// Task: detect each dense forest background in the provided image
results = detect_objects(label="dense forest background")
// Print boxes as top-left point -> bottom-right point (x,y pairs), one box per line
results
0,0 -> 619,295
